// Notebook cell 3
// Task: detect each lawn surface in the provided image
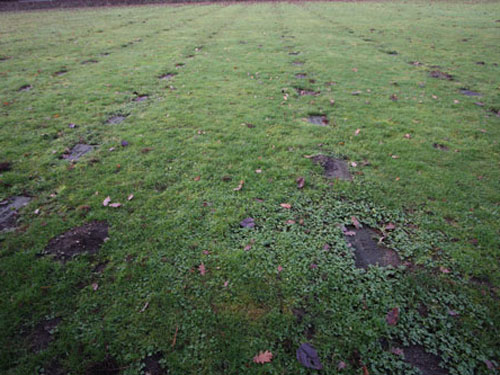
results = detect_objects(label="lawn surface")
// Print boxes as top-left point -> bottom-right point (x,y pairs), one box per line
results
0,1 -> 499,374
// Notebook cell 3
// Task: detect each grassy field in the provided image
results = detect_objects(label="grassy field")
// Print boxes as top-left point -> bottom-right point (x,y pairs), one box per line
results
1,1 -> 499,374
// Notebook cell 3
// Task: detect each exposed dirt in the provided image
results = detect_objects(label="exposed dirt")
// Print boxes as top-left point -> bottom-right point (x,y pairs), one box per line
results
43,360 -> 66,375
134,95 -> 148,102
54,69 -> 68,76
433,143 -> 449,151
159,73 -> 177,81
311,155 -> 351,180
42,221 -> 109,263
296,88 -> 320,96
404,345 -> 449,375
86,357 -> 120,375
307,115 -> 329,126
429,70 -> 453,80
61,144 -> 94,161
0,196 -> 31,232
27,317 -> 61,353
107,115 -> 127,124
0,161 -> 11,172
344,225 -> 401,269
460,89 -> 481,96
143,353 -> 166,375
18,84 -> 32,92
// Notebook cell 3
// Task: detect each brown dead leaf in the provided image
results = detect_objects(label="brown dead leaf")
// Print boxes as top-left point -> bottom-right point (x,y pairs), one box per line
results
296,177 -> 305,189
199,263 -> 206,276
233,180 -> 244,191
194,176 -> 201,181
253,350 -> 273,364
280,203 -> 291,209
351,216 -> 361,229
102,196 -> 111,207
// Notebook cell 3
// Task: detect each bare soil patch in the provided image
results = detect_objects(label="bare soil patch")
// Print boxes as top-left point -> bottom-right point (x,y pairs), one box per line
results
403,345 -> 448,375
107,115 -> 127,124
42,221 -> 109,263
311,155 -> 351,180
0,196 -> 31,232
429,70 -> 453,80
307,115 -> 329,126
344,226 -> 401,269
143,353 -> 166,375
61,144 -> 94,161
296,88 -> 320,96
27,317 -> 61,353
86,356 -> 120,375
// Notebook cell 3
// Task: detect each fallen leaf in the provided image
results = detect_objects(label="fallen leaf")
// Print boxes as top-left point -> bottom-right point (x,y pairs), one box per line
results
484,359 -> 495,370
277,265 -> 283,273
337,361 -> 346,370
362,365 -> 369,375
198,263 -> 206,276
404,133 -> 412,139
355,128 -> 361,136
233,180 -> 244,191
296,177 -> 305,189
344,230 -> 356,236
223,280 -> 229,287
296,343 -> 322,370
91,283 -> 99,291
310,263 -> 318,269
286,220 -> 296,225
280,203 -> 291,209
253,350 -> 273,364
127,194 -> 134,201
194,175 -> 201,181
244,244 -> 252,251
140,301 -> 149,312
391,155 -> 400,159
352,67 -> 358,72
385,223 -> 396,231
109,203 -> 121,208
439,266 -> 451,274
351,161 -> 357,167
351,216 -> 361,229
448,310 -> 459,316
386,307 -> 399,326
255,169 -> 262,173
102,196 -> 111,206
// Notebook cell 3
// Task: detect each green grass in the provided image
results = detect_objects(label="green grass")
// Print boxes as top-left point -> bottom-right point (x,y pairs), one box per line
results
0,1 -> 499,374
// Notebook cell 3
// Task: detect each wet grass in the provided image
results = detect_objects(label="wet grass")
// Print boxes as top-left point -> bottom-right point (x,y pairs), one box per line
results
0,1 -> 499,374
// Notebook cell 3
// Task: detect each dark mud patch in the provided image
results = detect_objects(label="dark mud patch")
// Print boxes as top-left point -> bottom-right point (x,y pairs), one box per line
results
433,143 -> 449,151
429,70 -> 453,80
403,345 -> 448,375
61,144 -> 94,161
54,69 -> 68,76
43,360 -> 66,375
307,115 -> 329,126
295,73 -> 307,79
0,161 -> 11,172
86,356 -> 120,375
18,84 -> 32,92
133,95 -> 148,102
159,72 -> 177,80
311,155 -> 351,180
460,89 -> 481,97
107,115 -> 127,125
344,226 -> 401,269
292,61 -> 304,66
296,88 -> 320,96
289,51 -> 301,55
81,59 -> 98,65
0,196 -> 31,232
27,317 -> 61,353
42,221 -> 109,263
143,353 -> 166,375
